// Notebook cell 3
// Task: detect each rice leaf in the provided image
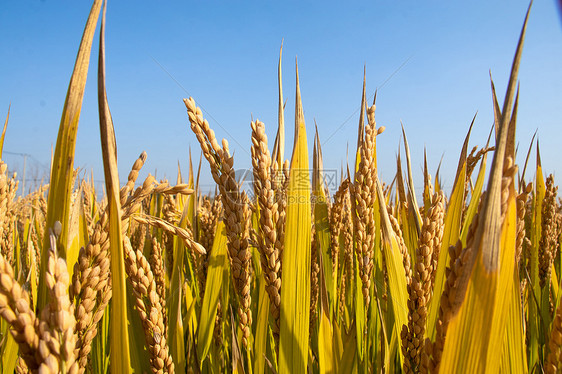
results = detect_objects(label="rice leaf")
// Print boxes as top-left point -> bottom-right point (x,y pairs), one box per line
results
338,322 -> 358,374
439,180 -> 518,373
313,127 -> 334,317
401,124 -> 422,236
317,236 -> 335,374
1,332 -> 19,374
529,143 -> 545,370
97,2 -> 132,371
38,0 -> 102,310
169,236 -> 186,373
278,62 -> 311,374
253,268 -> 270,374
354,250 -> 365,361
439,6 -> 530,371
426,127 -> 470,340
500,271 -> 528,374
198,221 -> 228,365
272,41 -> 285,168
375,175 -> 408,367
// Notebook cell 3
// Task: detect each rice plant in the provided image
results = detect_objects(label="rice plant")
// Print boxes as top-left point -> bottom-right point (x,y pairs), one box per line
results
1,1 -> 561,373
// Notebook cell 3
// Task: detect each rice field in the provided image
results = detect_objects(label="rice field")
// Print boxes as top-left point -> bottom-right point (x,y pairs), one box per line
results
1,1 -> 561,373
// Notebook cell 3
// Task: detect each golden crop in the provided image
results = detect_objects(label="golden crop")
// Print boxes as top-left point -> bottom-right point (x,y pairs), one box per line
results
1,2 -> 559,373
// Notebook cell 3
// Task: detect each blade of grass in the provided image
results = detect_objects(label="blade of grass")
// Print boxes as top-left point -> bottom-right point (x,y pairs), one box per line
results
198,221 -> 228,365
375,175 -> 408,368
439,6 -> 531,371
313,126 -> 334,317
38,0 -> 103,311
253,268 -> 270,374
529,142 -> 545,370
426,122 -> 471,340
272,41 -> 285,168
400,124 -> 422,236
278,61 -> 312,374
97,2 -> 132,371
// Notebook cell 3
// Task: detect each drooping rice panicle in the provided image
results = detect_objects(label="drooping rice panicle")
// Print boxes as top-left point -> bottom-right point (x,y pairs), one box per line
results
539,175 -> 559,288
184,97 -> 253,348
251,119 -> 283,339
124,236 -> 174,374
329,179 -> 348,284
349,100 -> 377,308
38,229 -> 78,373
0,252 -> 41,370
310,222 -> 320,332
150,236 -> 168,338
402,191 -> 444,373
516,182 -> 533,263
120,151 -> 148,206
70,217 -> 112,372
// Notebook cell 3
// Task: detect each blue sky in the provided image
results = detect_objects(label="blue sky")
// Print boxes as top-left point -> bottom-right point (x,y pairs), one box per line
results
1,1 -> 561,196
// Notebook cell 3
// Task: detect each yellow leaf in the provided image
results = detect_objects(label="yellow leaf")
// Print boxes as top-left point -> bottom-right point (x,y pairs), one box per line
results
97,3 -> 132,371
279,63 -> 311,374
38,0 -> 102,311
375,176 -> 408,367
198,221 -> 228,364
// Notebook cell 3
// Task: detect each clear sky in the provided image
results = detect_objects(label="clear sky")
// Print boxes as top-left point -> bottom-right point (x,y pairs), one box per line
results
1,1 -> 561,196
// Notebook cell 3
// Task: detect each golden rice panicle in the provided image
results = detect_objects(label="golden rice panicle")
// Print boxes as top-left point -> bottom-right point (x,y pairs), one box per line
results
251,119 -> 283,338
39,230 -> 78,374
539,174 -> 559,288
130,220 -> 147,255
70,216 -> 112,372
121,175 -> 192,221
329,179 -> 349,282
150,236 -> 168,338
0,161 -> 18,263
124,236 -> 174,374
120,151 -> 148,205
185,97 -> 253,347
162,194 -> 182,227
81,180 -> 96,237
199,196 -> 221,254
183,98 -> 222,180
0,252 -> 41,370
462,145 -> 494,223
130,214 -> 204,256
545,299 -> 562,374
402,191 -> 444,373
350,108 -> 377,307
310,222 -> 320,331
500,155 -> 518,219
516,181 -> 532,263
